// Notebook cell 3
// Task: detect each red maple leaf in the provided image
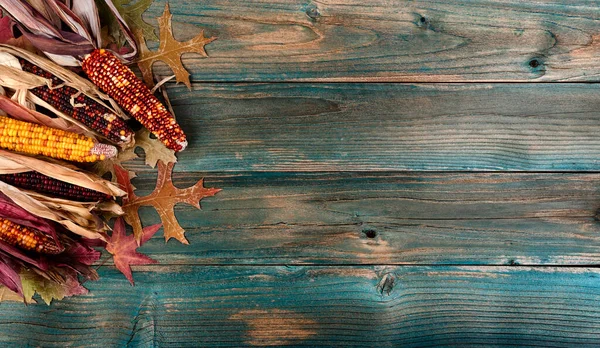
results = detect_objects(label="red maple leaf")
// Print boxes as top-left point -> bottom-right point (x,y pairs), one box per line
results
106,217 -> 161,285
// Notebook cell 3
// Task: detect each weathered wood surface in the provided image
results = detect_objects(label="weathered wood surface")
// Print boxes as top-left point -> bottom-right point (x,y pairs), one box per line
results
4,0 -> 600,345
126,83 -> 600,172
133,171 -> 600,266
1,266 -> 599,347
144,0 -> 600,82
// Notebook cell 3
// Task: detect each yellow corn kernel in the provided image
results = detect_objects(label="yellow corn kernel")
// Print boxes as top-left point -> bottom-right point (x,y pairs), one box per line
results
0,116 -> 117,162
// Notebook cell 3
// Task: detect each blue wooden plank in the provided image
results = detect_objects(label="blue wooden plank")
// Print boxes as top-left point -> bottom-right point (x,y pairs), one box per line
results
0,266 -> 599,346
121,83 -> 600,172
125,172 -> 600,266
141,0 -> 600,82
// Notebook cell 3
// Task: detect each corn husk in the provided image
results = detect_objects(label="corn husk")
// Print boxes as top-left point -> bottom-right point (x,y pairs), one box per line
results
0,0 -> 137,63
0,44 -> 132,146
0,149 -> 125,197
0,96 -> 126,240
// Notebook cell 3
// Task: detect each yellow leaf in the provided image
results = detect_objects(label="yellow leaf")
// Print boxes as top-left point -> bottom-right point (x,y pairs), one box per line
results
20,269 -> 87,305
135,3 -> 215,89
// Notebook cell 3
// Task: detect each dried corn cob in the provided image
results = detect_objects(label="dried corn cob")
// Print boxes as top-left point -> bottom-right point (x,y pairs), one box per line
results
0,218 -> 64,254
0,115 -> 117,162
18,58 -> 134,144
82,49 -> 187,152
0,172 -> 111,202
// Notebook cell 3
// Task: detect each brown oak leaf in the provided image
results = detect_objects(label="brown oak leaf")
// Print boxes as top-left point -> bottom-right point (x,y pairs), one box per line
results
106,217 -> 160,285
115,161 -> 221,244
135,3 -> 215,89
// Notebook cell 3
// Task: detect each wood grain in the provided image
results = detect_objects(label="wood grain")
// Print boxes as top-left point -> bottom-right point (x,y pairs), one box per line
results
125,83 -> 600,172
125,172 -> 600,266
142,0 -> 600,82
1,266 -> 599,346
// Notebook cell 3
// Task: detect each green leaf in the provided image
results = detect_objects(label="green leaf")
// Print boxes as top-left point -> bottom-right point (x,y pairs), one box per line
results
110,0 -> 158,43
20,269 -> 87,305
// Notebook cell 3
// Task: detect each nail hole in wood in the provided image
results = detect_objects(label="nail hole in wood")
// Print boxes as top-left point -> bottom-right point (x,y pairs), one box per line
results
417,15 -> 430,28
363,229 -> 377,238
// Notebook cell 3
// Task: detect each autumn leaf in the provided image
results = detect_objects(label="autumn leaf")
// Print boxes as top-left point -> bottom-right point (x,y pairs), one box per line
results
114,0 -> 158,42
136,3 -> 215,89
90,127 -> 176,181
98,0 -> 157,46
134,128 -> 177,168
20,269 -> 87,305
106,217 -> 160,285
115,161 -> 221,244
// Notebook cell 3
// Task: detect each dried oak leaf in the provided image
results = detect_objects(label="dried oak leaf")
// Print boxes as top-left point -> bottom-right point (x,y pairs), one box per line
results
134,128 -> 177,168
90,127 -> 177,180
106,217 -> 160,285
136,3 -> 215,89
115,161 -> 221,244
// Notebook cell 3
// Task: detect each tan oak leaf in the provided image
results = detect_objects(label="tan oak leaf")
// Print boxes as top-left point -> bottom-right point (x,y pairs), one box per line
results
134,128 -> 177,168
135,3 -> 215,89
115,161 -> 221,244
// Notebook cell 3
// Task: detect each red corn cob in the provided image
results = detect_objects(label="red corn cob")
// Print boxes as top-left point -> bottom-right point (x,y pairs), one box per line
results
19,58 -> 134,144
0,218 -> 64,254
0,172 -> 111,202
81,49 -> 187,152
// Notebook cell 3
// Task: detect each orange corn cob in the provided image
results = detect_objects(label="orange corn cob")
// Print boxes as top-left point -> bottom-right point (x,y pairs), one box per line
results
0,218 -> 64,254
19,59 -> 134,144
81,49 -> 187,152
0,172 -> 111,202
0,115 -> 117,162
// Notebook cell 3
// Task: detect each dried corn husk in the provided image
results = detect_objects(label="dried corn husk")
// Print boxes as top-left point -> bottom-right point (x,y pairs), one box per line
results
0,0 -> 138,62
0,149 -> 124,197
0,180 -> 106,240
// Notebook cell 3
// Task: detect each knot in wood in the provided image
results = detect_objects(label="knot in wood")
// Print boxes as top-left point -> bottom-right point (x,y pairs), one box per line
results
305,6 -> 320,20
